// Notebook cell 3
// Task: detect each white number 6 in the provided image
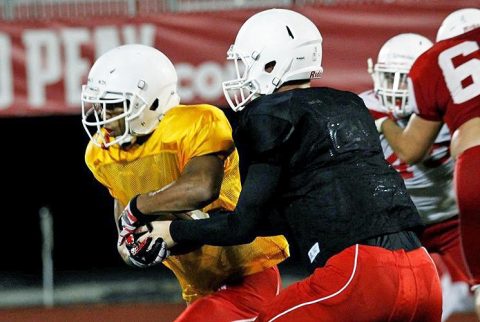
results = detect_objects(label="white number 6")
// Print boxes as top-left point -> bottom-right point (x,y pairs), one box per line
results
438,41 -> 480,104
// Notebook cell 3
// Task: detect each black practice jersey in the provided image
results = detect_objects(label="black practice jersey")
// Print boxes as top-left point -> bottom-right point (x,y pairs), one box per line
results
171,87 -> 422,271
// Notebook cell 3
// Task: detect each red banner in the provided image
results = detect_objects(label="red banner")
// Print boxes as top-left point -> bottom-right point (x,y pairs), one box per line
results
0,1 -> 477,117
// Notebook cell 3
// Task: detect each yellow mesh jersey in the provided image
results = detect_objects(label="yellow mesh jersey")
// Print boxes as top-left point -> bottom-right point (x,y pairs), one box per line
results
85,104 -> 289,303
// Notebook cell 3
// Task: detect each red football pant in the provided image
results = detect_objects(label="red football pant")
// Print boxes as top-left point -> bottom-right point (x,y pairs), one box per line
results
256,245 -> 442,322
455,145 -> 480,285
175,266 -> 281,322
418,216 -> 471,285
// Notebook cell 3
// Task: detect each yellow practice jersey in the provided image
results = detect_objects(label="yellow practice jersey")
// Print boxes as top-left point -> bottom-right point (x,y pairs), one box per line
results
85,104 -> 289,303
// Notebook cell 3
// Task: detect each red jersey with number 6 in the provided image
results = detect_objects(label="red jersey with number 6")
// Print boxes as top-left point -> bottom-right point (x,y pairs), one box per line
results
409,27 -> 480,133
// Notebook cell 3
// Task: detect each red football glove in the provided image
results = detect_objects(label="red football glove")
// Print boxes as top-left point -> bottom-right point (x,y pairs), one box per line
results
126,234 -> 170,268
117,195 -> 148,246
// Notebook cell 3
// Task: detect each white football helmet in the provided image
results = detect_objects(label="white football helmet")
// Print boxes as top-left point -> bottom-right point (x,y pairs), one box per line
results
222,9 -> 323,111
436,8 -> 480,42
81,44 -> 180,148
368,33 -> 433,118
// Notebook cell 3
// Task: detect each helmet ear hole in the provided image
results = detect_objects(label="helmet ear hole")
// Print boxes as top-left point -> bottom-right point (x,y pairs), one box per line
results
149,98 -> 159,111
265,61 -> 276,73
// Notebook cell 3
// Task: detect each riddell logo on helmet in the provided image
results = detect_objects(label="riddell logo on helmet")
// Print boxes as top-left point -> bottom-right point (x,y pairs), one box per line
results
310,70 -> 322,79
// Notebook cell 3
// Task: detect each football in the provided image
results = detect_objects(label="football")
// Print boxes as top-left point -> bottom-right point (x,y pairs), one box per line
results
149,210 -> 209,256
155,209 -> 209,221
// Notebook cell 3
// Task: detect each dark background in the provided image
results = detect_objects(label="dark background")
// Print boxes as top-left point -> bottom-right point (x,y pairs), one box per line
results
0,115 -> 116,275
0,111 -> 304,280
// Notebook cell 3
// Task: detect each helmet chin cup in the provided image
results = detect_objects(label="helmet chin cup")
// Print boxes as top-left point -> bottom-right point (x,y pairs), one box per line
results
118,134 -> 136,149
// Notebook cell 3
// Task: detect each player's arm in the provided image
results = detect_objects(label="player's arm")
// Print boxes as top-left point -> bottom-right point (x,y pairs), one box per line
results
118,107 -> 234,248
135,107 -> 233,215
380,114 -> 442,164
116,153 -> 224,247
168,162 -> 282,246
136,153 -> 225,214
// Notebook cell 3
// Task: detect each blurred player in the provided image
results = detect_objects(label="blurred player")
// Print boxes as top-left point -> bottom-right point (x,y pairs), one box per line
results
361,32 -> 474,321
375,8 -> 480,317
124,9 -> 442,321
81,44 -> 289,321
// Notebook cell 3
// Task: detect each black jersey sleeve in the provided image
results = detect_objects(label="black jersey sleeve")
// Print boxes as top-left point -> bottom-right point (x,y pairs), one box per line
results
170,162 -> 282,246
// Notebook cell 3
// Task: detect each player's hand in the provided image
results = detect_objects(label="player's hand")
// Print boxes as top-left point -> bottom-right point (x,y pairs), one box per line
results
368,110 -> 393,134
136,221 -> 176,248
117,196 -> 147,246
117,241 -> 132,265
375,117 -> 390,133
126,234 -> 170,268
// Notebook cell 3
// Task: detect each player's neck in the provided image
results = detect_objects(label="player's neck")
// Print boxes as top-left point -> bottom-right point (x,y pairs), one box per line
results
277,81 -> 311,93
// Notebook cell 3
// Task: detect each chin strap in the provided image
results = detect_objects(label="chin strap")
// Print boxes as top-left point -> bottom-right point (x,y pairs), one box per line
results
119,134 -> 136,149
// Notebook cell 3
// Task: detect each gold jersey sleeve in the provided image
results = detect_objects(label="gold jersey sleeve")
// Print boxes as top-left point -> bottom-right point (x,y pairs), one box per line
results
85,104 -> 289,303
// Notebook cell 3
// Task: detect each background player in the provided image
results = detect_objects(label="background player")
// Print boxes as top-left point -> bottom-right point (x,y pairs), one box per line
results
81,44 -> 289,321
123,9 -> 442,321
361,32 -> 474,321
376,8 -> 480,317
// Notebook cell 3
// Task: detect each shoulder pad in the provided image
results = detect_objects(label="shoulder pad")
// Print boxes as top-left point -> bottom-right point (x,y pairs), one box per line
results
239,93 -> 294,154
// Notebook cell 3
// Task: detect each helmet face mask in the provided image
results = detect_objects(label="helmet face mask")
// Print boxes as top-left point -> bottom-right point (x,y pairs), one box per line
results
368,33 -> 433,119
370,63 -> 410,118
222,47 -> 260,111
222,9 -> 323,112
81,89 -> 148,147
81,44 -> 180,148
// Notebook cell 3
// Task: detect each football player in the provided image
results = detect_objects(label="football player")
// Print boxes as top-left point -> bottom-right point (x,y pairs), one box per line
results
81,44 -> 289,321
375,8 -> 480,318
361,32 -> 474,320
125,9 -> 442,321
